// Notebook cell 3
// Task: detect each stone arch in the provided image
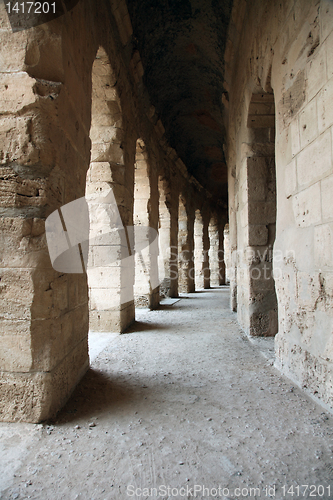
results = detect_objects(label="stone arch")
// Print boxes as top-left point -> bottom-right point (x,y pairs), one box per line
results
86,47 -> 134,333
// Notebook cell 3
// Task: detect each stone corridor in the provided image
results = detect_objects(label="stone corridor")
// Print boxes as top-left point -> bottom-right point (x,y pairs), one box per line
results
1,288 -> 332,500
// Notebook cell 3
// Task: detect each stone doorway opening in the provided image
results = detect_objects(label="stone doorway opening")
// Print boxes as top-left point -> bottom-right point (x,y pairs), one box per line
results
246,88 -> 278,336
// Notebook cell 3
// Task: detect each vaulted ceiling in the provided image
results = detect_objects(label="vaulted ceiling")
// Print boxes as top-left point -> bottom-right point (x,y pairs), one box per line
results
126,0 -> 233,207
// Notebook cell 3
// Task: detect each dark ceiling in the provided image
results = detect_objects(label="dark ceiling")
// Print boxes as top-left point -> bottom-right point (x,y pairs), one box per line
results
126,0 -> 233,207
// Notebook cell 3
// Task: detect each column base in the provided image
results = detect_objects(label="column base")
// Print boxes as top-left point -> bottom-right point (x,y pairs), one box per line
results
89,300 -> 135,333
0,338 -> 88,423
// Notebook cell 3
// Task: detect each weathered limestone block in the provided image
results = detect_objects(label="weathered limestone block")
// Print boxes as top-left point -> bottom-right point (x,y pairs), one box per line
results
318,80 -> 333,133
284,159 -> 297,198
299,100 -> 318,148
248,225 -> 268,246
0,73 -> 37,114
307,46 -> 327,102
278,71 -> 306,128
246,157 -> 268,201
296,129 -> 331,188
248,201 -> 276,226
0,338 -> 88,423
314,224 -> 333,268
292,182 -> 322,228
321,175 -> 333,221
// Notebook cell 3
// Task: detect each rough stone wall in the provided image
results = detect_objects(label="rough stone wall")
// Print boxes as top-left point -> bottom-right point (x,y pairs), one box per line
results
226,0 -> 333,405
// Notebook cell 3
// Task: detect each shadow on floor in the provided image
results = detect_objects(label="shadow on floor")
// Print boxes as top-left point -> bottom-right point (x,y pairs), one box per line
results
53,369 -> 143,424
123,320 -> 170,333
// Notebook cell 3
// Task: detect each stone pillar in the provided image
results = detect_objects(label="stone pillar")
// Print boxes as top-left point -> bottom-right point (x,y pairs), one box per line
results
158,177 -> 178,298
148,150 -> 160,308
134,139 -> 159,309
202,210 -> 211,289
0,15 -> 91,422
194,210 -> 203,289
235,91 -> 277,337
246,156 -> 278,337
228,169 -> 238,311
195,208 -> 211,290
224,224 -> 230,283
86,48 -> 135,333
209,215 -> 226,287
178,195 -> 195,293
218,224 -> 226,285
194,210 -> 204,289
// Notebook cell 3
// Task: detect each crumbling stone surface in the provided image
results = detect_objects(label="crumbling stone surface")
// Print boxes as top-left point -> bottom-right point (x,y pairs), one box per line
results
226,0 -> 333,406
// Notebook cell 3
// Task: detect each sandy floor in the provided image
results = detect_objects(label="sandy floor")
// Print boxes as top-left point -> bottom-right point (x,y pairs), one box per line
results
1,288 -> 333,500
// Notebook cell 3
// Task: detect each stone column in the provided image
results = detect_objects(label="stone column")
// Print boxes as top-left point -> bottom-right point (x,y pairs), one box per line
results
195,208 -> 211,290
158,177 -> 179,298
228,172 -> 238,312
236,91 -> 277,337
210,214 -> 227,286
194,210 -> 204,289
209,216 -> 220,287
134,139 -> 159,309
218,222 -> 226,285
178,197 -> 188,293
0,14 -> 92,421
86,48 -> 135,333
148,149 -> 160,309
178,195 -> 195,293
224,224 -> 230,284
202,210 -> 211,289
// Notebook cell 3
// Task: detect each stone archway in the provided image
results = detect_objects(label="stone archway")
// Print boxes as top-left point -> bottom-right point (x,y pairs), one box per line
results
241,89 -> 278,336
